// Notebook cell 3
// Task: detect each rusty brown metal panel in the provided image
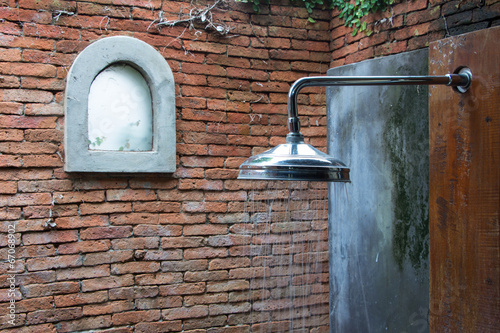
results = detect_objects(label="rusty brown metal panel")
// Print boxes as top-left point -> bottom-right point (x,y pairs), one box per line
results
429,26 -> 500,332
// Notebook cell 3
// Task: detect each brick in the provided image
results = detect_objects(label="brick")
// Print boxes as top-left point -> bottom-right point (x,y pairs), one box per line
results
111,237 -> 160,250
176,96 -> 207,109
77,2 -> 129,17
0,115 -> 57,129
111,262 -> 160,275
0,62 -> 57,77
181,156 -> 225,168
135,321 -> 183,333
207,325 -> 251,333
5,271 -> 55,288
184,293 -> 228,307
19,0 -> 76,11
0,295 -> 52,314
184,247 -> 228,260
229,244 -> 272,257
162,305 -> 208,320
178,179 -> 224,191
83,300 -> 134,316
182,85 -> 227,99
133,224 -> 181,238
183,201 -> 227,213
183,314 -> 228,330
208,213 -> 250,224
5,243 -> 53,259
226,67 -> 269,81
374,40 -> 408,57
207,280 -> 249,293
26,307 -> 82,325
182,63 -> 225,76
0,181 -> 16,194
228,45 -> 269,59
269,26 -> 307,39
0,89 -> 54,103
181,108 -> 227,123
20,281 -> 79,298
205,168 -> 239,180
208,257 -> 251,271
21,153 -> 62,167
80,226 -> 132,240
184,270 -> 228,282
110,213 -> 159,225
0,34 -> 53,50
345,47 -> 374,64
80,202 -> 132,215
54,215 -> 108,229
135,249 -> 183,261
209,302 -> 251,315
57,264 -> 110,281
109,286 -> 159,300
82,274 -> 134,292
135,296 -> 183,310
57,315 -> 112,333
161,236 -> 204,249
185,40 -> 227,54
231,266 -> 271,279
54,290 -> 108,307
182,132 -> 226,146
17,179 -> 71,192
23,24 -> 80,40
206,54 -> 250,68
0,49 -> 21,62
0,76 -> 20,88
26,254 -> 82,271
132,201 -> 181,213
22,230 -> 78,245
159,282 -> 206,296
112,310 -> 161,325
23,128 -> 62,142
207,99 -> 251,112
207,234 -> 251,247
57,239 -> 111,254
135,272 -> 183,285
174,73 -> 208,87
250,81 -> 290,92
83,250 -> 134,266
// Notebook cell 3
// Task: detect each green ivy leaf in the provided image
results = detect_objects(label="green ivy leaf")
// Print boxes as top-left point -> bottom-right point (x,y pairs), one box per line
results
242,0 -> 393,37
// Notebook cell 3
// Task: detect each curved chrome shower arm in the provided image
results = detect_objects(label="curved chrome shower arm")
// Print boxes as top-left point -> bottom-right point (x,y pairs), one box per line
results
286,70 -> 472,141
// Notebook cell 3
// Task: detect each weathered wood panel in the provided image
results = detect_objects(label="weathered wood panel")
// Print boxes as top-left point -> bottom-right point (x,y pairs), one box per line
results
429,27 -> 500,332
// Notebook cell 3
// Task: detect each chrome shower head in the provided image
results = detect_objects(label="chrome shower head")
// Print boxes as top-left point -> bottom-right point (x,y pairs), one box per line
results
238,133 -> 350,182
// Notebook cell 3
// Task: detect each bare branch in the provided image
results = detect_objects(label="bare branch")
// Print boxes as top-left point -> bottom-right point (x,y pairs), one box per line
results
152,0 -> 233,36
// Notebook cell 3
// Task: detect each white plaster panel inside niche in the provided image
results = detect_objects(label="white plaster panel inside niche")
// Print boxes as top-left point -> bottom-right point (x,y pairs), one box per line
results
64,36 -> 176,173
88,64 -> 153,152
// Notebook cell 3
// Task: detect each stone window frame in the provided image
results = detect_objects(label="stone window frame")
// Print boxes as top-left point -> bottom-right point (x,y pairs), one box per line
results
64,36 -> 176,173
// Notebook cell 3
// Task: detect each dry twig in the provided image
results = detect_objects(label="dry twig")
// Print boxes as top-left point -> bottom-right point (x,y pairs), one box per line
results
150,0 -> 232,36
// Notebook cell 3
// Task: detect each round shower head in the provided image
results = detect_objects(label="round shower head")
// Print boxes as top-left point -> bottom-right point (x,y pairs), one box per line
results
238,140 -> 350,182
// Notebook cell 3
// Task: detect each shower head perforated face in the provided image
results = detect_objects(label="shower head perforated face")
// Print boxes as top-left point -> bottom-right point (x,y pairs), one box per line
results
238,140 -> 350,182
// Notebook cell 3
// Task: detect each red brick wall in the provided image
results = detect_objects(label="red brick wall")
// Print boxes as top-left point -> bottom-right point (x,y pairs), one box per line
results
330,0 -> 500,67
0,0 -> 498,332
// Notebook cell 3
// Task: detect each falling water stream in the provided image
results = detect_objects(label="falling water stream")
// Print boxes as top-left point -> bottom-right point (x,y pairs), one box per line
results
242,181 -> 349,332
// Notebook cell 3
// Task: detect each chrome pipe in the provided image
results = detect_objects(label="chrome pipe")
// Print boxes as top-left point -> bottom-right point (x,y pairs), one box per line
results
286,70 -> 472,138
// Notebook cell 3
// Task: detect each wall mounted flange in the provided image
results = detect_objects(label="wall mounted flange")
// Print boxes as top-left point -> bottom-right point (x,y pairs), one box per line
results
453,67 -> 473,93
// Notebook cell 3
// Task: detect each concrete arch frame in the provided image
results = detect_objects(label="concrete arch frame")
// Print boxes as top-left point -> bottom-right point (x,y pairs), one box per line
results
64,36 -> 176,173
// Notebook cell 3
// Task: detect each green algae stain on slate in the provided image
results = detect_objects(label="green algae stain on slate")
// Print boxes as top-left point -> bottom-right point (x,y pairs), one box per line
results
384,86 -> 430,271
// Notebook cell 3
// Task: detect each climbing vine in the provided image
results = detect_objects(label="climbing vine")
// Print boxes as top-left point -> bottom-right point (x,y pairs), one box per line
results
237,0 -> 395,35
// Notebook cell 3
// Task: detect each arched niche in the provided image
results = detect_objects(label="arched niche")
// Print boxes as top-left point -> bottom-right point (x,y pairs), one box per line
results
64,36 -> 176,173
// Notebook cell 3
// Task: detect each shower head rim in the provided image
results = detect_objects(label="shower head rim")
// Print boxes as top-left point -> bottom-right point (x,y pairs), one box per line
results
237,142 -> 350,182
